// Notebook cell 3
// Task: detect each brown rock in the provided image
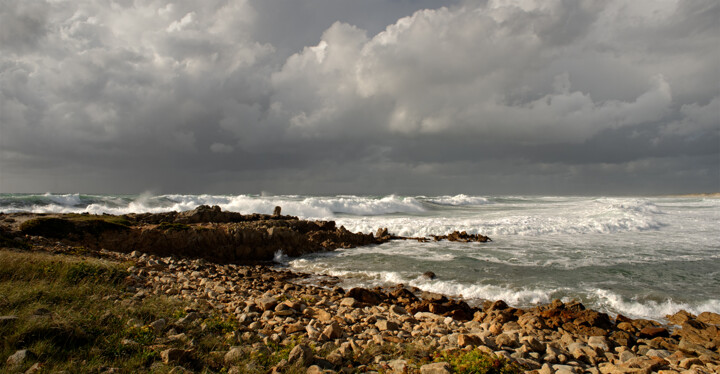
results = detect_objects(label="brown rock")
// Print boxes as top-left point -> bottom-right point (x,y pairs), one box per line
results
639,326 -> 669,339
389,287 -> 419,304
666,310 -> 696,325
322,322 -> 343,339
376,320 -> 399,331
288,344 -> 313,367
346,288 -> 384,305
458,334 -> 483,347
697,311 -> 720,326
304,307 -> 333,322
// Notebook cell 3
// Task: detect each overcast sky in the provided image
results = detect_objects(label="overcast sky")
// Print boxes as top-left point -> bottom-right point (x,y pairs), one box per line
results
1,0 -> 718,195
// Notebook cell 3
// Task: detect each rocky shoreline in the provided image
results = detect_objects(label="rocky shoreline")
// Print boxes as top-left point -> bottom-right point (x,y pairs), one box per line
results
1,209 -> 719,373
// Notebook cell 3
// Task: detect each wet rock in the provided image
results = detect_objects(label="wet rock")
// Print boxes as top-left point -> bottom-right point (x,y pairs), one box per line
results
346,288 -> 385,305
640,326 -> 669,338
376,228 -> 389,238
423,271 -> 437,280
272,206 -> 282,217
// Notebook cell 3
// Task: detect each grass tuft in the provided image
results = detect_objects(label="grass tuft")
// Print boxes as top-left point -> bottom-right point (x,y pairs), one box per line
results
433,348 -> 523,374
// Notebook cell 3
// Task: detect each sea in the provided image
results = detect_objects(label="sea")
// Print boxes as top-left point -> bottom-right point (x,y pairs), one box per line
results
2,193 -> 718,322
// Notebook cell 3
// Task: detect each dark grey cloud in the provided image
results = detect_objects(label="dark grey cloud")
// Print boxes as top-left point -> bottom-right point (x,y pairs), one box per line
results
0,0 -> 718,195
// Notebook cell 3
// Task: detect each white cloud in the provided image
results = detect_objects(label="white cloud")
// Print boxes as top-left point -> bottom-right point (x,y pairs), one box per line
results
0,0 -> 717,193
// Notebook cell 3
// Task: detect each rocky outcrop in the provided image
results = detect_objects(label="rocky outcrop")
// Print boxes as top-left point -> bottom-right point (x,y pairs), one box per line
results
6,206 -> 493,264
10,206 -> 384,263
432,230 -> 492,243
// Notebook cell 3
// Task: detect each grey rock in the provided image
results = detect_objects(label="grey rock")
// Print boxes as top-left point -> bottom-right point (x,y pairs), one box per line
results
6,350 -> 34,368
149,318 -> 166,333
420,362 -> 451,374
388,359 -> 408,372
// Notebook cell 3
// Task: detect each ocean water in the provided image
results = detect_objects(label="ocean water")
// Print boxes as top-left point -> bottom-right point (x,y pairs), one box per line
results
2,193 -> 719,321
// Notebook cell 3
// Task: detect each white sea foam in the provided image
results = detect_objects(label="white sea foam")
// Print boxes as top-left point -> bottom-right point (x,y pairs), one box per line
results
43,193 -> 83,206
426,194 -> 491,206
588,288 -> 720,321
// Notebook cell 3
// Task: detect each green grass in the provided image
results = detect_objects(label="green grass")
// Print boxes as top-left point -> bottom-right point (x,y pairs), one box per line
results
0,249 -> 324,373
0,234 -> 29,250
432,348 -> 523,374
0,250 -> 186,373
19,216 -> 130,239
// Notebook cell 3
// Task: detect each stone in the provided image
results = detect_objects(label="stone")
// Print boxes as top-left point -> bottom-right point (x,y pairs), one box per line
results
496,332 -> 519,348
619,350 -> 636,362
149,318 -> 166,333
306,365 -> 323,374
538,363 -> 554,374
678,357 -> 703,369
458,334 -> 483,347
6,350 -> 34,368
552,364 -> 576,374
376,320 -> 399,331
339,297 -> 358,308
667,310 -> 696,325
520,336 -> 546,352
697,311 -> 720,326
588,336 -> 611,352
273,206 -> 282,216
423,271 -> 437,280
24,362 -> 43,374
225,347 -> 248,365
420,362 -> 451,374
305,307 -> 333,322
376,228 -> 389,238
645,349 -> 671,359
639,326 -> 669,338
323,322 -> 343,340
678,338 -> 719,359
288,344 -> 313,367
256,297 -> 278,311
389,305 -> 407,315
388,359 -> 408,372
346,288 -> 384,305
161,348 -> 186,364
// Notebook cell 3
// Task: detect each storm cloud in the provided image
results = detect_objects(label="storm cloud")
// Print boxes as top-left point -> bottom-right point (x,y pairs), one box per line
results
1,0 -> 718,194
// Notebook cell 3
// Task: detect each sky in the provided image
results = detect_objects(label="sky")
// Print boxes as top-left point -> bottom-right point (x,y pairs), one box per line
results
1,0 -> 718,195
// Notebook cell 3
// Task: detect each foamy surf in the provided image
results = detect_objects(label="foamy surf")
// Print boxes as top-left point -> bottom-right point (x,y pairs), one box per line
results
2,193 -> 718,321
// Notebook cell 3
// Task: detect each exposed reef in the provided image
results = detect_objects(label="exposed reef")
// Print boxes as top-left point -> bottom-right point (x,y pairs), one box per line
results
2,205 -> 387,263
